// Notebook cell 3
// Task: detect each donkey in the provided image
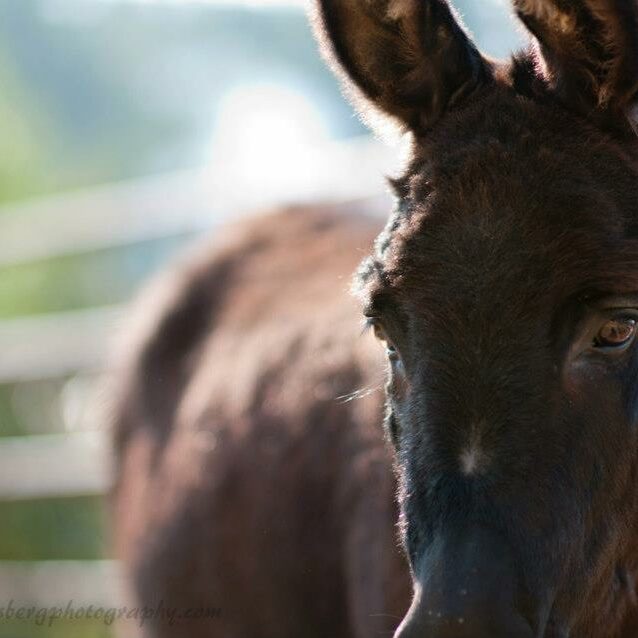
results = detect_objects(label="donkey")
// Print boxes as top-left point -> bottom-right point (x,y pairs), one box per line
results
113,0 -> 638,636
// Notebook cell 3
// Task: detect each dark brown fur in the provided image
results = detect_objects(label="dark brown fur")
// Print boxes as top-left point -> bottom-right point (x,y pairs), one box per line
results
112,203 -> 411,637
113,1 -> 638,636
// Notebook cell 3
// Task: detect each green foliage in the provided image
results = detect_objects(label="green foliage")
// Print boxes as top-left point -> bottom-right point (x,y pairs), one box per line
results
0,48 -> 51,204
0,496 -> 107,560
0,385 -> 25,437
0,616 -> 112,638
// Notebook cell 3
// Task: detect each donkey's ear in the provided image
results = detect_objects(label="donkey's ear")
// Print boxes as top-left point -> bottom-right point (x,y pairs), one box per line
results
312,0 -> 491,132
513,0 -> 638,135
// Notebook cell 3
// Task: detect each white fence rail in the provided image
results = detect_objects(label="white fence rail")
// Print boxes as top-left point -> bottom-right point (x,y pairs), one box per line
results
0,306 -> 123,384
0,560 -> 123,607
0,432 -> 111,501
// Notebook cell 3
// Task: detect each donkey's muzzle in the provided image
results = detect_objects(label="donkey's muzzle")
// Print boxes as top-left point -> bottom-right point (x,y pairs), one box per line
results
394,526 -> 538,638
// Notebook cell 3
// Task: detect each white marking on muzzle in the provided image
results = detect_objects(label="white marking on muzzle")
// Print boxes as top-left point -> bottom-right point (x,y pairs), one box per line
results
459,423 -> 489,476
459,445 -> 483,475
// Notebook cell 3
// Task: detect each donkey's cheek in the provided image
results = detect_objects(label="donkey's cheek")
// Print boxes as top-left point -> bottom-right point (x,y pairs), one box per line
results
619,357 -> 638,428
561,358 -> 636,440
388,360 -> 410,400
562,355 -> 618,402
562,358 -> 596,401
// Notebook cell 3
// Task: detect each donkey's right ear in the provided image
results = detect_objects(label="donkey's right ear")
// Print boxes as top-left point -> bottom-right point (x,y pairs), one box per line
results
312,0 -> 491,132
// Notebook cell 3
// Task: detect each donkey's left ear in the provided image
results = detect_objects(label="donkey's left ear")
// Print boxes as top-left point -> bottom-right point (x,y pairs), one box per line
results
513,0 -> 638,136
312,0 -> 491,132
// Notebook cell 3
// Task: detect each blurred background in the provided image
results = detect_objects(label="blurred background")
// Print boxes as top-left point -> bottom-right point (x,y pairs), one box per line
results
0,1 -> 522,636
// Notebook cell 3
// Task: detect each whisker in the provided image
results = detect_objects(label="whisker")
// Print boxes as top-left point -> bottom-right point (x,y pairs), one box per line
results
336,383 -> 383,403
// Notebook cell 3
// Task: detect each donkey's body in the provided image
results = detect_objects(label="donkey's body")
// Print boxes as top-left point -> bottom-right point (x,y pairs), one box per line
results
114,0 -> 638,636
112,204 -> 410,637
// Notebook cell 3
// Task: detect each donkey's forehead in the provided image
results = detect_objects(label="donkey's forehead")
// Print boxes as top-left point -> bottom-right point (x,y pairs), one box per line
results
361,94 -> 638,312
363,210 -> 621,333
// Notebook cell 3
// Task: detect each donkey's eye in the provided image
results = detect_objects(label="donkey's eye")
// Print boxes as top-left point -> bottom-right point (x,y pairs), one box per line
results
370,320 -> 387,342
593,317 -> 637,350
367,319 -> 399,359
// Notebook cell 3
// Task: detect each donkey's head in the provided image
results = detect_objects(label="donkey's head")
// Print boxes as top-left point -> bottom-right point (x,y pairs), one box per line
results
314,1 -> 638,636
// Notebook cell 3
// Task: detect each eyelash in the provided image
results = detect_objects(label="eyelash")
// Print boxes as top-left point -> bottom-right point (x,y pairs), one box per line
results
364,318 -> 401,362
362,317 -> 377,336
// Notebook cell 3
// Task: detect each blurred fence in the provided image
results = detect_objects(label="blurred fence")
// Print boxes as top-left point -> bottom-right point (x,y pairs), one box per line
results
0,135 -> 393,608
